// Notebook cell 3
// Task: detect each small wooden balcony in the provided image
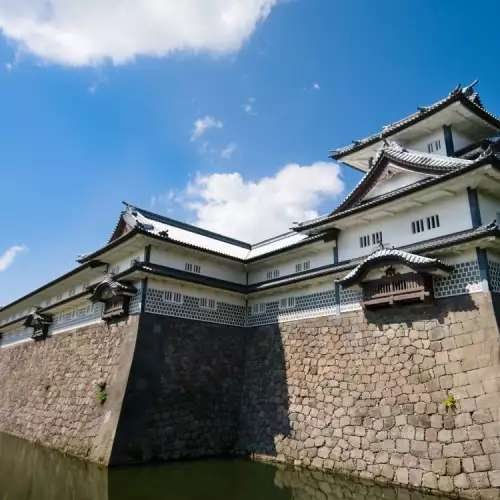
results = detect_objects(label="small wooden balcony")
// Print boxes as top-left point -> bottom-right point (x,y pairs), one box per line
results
361,272 -> 433,308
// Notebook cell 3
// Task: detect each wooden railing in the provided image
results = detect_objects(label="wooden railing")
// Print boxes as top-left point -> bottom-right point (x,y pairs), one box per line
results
362,272 -> 430,308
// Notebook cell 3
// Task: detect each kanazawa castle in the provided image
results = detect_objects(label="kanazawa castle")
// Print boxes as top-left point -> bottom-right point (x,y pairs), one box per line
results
2,81 -> 500,344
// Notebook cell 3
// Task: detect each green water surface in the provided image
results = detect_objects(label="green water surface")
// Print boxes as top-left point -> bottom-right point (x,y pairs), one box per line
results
0,433 -> 447,500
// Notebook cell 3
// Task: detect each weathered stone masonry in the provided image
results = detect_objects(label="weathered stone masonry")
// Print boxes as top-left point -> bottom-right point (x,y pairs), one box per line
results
3,292 -> 500,498
238,292 -> 500,498
0,316 -> 139,464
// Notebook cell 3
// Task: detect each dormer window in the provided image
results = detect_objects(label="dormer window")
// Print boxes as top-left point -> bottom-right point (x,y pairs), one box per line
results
23,308 -> 53,341
89,277 -> 137,320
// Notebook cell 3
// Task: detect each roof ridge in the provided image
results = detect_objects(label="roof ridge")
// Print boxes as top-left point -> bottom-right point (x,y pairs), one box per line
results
127,203 -> 253,249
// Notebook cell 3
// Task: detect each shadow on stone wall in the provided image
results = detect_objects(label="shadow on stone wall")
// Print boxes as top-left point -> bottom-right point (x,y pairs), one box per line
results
364,295 -> 479,327
236,323 -> 291,457
111,315 -> 247,464
0,432 -> 107,500
274,465 -> 447,500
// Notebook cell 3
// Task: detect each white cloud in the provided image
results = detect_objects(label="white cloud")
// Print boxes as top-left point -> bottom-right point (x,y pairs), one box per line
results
0,245 -> 26,272
221,143 -> 237,160
0,0 -> 279,66
191,116 -> 223,141
182,162 -> 344,242
243,97 -> 257,115
313,82 -> 320,90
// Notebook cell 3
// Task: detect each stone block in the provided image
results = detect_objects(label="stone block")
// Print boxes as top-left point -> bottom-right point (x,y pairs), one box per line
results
410,440 -> 428,458
474,455 -> 492,472
488,470 -> 500,488
438,429 -> 453,443
380,464 -> 394,480
484,422 -> 500,438
429,443 -> 443,460
469,472 -> 490,489
447,457 -> 462,476
396,467 -> 409,484
454,473 -> 471,489
432,459 -> 447,475
443,443 -> 465,458
462,457 -> 475,473
482,438 -> 500,455
467,425 -> 485,440
437,475 -> 454,493
422,471 -> 438,489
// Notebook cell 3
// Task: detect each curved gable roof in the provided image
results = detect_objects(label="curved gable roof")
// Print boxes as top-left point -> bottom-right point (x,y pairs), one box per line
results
330,81 -> 500,160
332,143 -> 472,214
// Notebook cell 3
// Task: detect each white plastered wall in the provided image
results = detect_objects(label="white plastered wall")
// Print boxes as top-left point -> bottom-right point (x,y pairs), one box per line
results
247,244 -> 334,285
365,170 -> 429,201
338,190 -> 472,262
150,245 -> 246,284
479,192 -> 500,225
405,129 -> 446,156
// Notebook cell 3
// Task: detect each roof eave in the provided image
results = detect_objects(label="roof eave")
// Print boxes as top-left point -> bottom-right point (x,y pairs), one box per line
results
330,93 -> 500,162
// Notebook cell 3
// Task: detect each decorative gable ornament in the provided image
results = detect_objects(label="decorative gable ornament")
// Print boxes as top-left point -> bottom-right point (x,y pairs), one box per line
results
89,277 -> 137,320
23,307 -> 53,341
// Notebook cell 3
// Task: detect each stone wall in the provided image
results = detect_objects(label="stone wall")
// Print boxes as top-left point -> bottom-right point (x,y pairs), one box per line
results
0,316 -> 138,464
239,292 -> 500,498
110,313 -> 245,464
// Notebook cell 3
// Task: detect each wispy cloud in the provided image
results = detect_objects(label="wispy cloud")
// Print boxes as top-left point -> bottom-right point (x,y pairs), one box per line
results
190,116 -> 223,141
221,143 -> 237,160
243,97 -> 257,116
0,245 -> 27,272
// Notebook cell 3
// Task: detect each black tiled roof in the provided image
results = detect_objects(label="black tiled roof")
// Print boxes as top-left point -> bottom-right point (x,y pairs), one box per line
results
330,82 -> 500,160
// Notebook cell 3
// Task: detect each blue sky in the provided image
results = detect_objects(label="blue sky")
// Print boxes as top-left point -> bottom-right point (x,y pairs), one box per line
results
1,0 -> 500,305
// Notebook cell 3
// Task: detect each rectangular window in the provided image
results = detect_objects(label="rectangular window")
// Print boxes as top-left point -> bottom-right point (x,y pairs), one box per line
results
435,139 -> 441,151
411,219 -> 425,234
360,233 -> 381,248
267,269 -> 280,279
252,302 -> 267,314
295,263 -> 302,273
266,271 -> 273,280
372,232 -> 382,245
428,143 -> 434,153
279,297 -> 296,310
426,214 -> 440,230
109,266 -> 120,275
295,261 -> 311,273
185,263 -> 201,274
164,291 -> 183,304
199,298 -> 217,310
303,261 -> 311,270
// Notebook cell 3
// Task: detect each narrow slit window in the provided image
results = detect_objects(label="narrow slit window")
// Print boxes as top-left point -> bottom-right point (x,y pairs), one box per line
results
295,263 -> 302,273
428,143 -> 434,153
435,139 -> 441,151
185,263 -> 193,272
193,265 -> 201,274
303,261 -> 310,270
273,270 -> 280,278
266,271 -> 273,280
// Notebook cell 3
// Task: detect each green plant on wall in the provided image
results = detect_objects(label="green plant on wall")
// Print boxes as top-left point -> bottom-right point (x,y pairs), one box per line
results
96,382 -> 107,405
443,392 -> 456,409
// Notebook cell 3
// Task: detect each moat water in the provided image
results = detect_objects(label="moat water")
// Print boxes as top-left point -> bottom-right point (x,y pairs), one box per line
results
0,432 -> 449,500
